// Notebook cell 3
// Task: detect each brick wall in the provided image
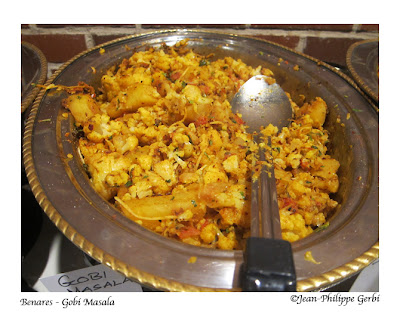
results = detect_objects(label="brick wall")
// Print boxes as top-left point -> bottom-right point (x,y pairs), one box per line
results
21,24 -> 379,78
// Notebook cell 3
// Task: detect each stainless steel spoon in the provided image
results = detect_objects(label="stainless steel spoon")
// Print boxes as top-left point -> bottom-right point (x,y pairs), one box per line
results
231,75 -> 296,291
231,75 -> 293,238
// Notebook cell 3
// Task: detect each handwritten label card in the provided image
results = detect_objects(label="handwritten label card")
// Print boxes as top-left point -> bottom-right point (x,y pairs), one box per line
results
40,264 -> 143,292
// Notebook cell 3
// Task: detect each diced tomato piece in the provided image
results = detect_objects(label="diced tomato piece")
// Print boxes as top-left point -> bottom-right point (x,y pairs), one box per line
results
234,114 -> 245,125
281,197 -> 297,208
170,71 -> 181,81
199,84 -> 210,95
300,160 -> 310,170
200,219 -> 210,231
177,226 -> 200,240
194,116 -> 209,126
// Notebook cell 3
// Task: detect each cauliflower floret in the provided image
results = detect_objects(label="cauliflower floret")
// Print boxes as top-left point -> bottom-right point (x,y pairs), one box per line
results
200,223 -> 218,244
138,107 -> 155,127
262,124 -> 278,137
203,163 -> 229,184
280,209 -> 313,242
112,135 -> 139,154
105,171 -> 130,188
123,136 -> 139,153
129,163 -> 143,178
219,206 -> 248,227
153,159 -> 176,184
222,154 -> 239,174
135,180 -> 153,199
170,133 -> 194,158
146,171 -> 171,195
83,152 -> 131,200
137,154 -> 153,171
287,153 -> 303,169
83,114 -> 114,143
176,209 -> 194,221
217,231 -> 237,250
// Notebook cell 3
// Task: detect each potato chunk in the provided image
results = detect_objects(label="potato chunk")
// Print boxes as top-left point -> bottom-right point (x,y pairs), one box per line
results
105,84 -> 160,118
116,185 -> 205,220
312,158 -> 340,179
298,97 -> 327,127
62,94 -> 100,125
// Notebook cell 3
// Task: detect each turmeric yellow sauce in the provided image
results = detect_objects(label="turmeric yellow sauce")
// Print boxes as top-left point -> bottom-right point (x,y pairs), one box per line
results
62,39 -> 339,250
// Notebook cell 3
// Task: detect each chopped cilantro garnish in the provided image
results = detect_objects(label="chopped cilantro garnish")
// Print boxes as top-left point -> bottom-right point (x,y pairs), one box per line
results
199,59 -> 209,66
125,180 -> 133,187
314,222 -> 330,232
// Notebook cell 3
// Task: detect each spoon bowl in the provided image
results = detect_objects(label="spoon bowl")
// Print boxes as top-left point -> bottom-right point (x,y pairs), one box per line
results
231,75 -> 293,133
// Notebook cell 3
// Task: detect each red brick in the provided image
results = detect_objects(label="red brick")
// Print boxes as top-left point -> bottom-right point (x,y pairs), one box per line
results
93,34 -> 131,46
21,34 -> 87,63
251,35 -> 300,49
359,24 -> 379,32
303,37 -> 360,66
251,24 -> 354,31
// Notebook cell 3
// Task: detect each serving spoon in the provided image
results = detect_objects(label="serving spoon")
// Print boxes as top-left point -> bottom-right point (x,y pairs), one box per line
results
230,75 -> 296,291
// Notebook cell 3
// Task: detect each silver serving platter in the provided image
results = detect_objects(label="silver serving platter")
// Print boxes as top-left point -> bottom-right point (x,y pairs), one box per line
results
346,39 -> 379,103
23,30 -> 379,291
21,41 -> 48,113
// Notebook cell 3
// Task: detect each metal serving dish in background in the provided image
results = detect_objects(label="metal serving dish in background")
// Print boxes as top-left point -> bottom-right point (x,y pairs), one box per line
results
21,41 -> 48,113
346,39 -> 379,103
23,30 -> 379,291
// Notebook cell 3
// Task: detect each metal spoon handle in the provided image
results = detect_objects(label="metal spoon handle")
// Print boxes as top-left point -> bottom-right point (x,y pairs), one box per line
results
250,134 -> 282,239
243,134 -> 296,291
